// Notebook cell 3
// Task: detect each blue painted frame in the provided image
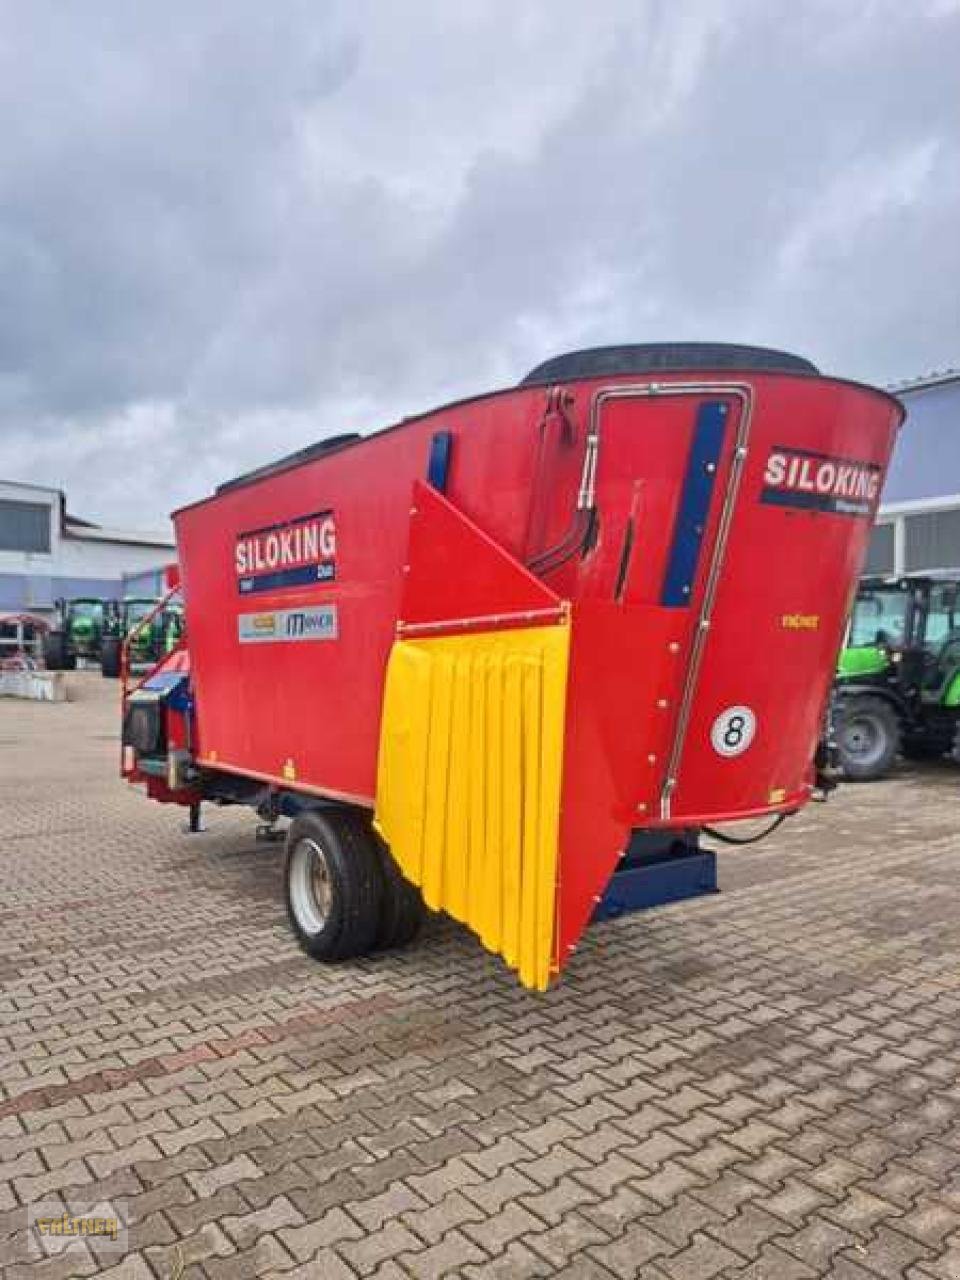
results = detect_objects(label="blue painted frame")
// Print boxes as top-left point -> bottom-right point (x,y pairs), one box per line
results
660,400 -> 728,607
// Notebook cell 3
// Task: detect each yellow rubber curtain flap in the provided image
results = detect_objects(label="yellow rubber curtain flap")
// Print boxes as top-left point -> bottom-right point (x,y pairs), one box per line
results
374,622 -> 570,990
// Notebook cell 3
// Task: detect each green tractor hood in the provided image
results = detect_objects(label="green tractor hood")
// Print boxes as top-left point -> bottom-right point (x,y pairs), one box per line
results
837,645 -> 890,679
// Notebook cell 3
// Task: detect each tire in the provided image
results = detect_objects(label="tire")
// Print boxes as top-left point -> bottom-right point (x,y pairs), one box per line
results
836,696 -> 901,781
373,836 -> 426,951
101,636 -> 121,679
284,808 -> 382,962
952,723 -> 960,766
43,632 -> 68,671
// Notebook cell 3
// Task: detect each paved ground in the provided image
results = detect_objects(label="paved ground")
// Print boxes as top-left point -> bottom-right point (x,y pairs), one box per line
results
2,674 -> 960,1280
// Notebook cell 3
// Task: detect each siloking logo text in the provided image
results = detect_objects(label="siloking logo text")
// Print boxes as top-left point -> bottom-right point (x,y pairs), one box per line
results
236,510 -> 336,595
761,447 -> 881,518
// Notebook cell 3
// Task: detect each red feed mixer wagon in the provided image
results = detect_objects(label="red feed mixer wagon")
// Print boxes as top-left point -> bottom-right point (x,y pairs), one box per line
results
121,344 -> 902,990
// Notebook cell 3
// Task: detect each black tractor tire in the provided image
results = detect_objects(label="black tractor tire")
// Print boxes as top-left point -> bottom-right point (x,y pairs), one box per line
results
373,836 -> 426,951
43,632 -> 70,671
952,723 -> 960,766
284,808 -> 383,962
100,636 -> 121,679
836,696 -> 901,781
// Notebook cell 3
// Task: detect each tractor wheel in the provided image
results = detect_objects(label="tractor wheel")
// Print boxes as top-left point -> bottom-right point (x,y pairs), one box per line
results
101,636 -> 121,679
836,696 -> 901,781
43,632 -> 69,671
285,809 -> 382,962
952,723 -> 960,765
373,836 -> 426,951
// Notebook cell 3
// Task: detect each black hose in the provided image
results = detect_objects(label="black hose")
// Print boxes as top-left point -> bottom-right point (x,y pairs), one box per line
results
527,507 -> 592,576
702,812 -> 791,846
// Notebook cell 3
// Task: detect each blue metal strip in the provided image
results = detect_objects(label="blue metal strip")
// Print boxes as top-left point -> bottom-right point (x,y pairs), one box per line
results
427,430 -> 453,492
660,400 -> 728,607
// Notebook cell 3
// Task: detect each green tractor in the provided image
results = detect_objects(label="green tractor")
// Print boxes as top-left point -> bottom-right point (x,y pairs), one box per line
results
42,597 -> 111,670
834,573 -> 960,780
101,596 -> 184,678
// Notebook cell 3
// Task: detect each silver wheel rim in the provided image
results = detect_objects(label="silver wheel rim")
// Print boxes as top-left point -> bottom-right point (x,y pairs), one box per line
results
289,837 -> 333,935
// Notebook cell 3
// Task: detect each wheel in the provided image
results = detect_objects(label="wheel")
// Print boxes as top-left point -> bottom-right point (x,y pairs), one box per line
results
101,636 -> 121,679
952,723 -> 960,765
836,696 -> 901,781
43,631 -> 68,671
284,809 -> 382,962
373,836 -> 426,951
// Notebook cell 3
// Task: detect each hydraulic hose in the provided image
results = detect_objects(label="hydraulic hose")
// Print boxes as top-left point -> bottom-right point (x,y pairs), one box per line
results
702,812 -> 791,846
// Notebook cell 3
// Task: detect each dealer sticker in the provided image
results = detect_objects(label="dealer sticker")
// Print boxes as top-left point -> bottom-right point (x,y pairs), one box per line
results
711,705 -> 757,757
238,605 -> 338,644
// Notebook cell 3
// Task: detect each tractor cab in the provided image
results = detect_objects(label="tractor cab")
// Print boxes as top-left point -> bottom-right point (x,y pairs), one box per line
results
834,573 -> 960,779
124,598 -> 160,657
101,596 -> 185,678
43,597 -> 110,670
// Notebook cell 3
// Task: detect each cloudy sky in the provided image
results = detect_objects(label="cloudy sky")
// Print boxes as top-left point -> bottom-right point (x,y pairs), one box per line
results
1,1 -> 957,530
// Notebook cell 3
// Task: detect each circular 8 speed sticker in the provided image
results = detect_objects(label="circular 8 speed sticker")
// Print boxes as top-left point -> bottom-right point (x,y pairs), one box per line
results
710,705 -> 757,757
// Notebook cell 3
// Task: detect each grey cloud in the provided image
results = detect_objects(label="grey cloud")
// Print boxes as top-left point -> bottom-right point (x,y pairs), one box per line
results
0,0 -> 956,526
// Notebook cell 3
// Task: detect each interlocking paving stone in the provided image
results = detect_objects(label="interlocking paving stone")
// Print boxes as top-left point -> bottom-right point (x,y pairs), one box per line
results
3,674 -> 960,1278
587,1220 -> 672,1275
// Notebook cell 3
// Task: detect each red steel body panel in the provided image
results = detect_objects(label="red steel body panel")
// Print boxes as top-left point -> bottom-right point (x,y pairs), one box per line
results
175,387 -> 554,800
550,377 -> 899,962
399,480 -> 563,632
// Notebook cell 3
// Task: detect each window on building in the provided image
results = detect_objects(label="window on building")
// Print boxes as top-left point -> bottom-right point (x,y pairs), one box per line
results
905,508 -> 960,572
0,499 -> 52,553
863,522 -> 895,574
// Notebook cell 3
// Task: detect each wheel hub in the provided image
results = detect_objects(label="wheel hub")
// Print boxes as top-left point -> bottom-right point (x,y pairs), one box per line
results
289,837 -> 332,935
844,719 -> 877,755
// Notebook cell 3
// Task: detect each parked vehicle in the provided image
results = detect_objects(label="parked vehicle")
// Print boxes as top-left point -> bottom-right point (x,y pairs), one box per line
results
101,597 -> 184,678
42,598 -> 110,670
119,342 -> 902,988
834,573 -> 960,779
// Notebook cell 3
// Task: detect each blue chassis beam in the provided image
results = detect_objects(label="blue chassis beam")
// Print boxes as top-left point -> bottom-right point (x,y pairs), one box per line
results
592,830 -> 718,922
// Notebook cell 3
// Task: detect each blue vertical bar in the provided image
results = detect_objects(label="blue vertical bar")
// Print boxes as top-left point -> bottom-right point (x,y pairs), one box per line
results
427,430 -> 453,492
660,400 -> 728,607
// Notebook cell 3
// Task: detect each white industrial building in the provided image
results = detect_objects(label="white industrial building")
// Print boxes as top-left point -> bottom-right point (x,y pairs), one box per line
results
867,369 -> 960,575
0,478 -> 174,618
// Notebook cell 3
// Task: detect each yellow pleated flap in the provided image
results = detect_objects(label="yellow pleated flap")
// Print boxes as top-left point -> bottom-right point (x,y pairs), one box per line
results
374,622 -> 570,991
